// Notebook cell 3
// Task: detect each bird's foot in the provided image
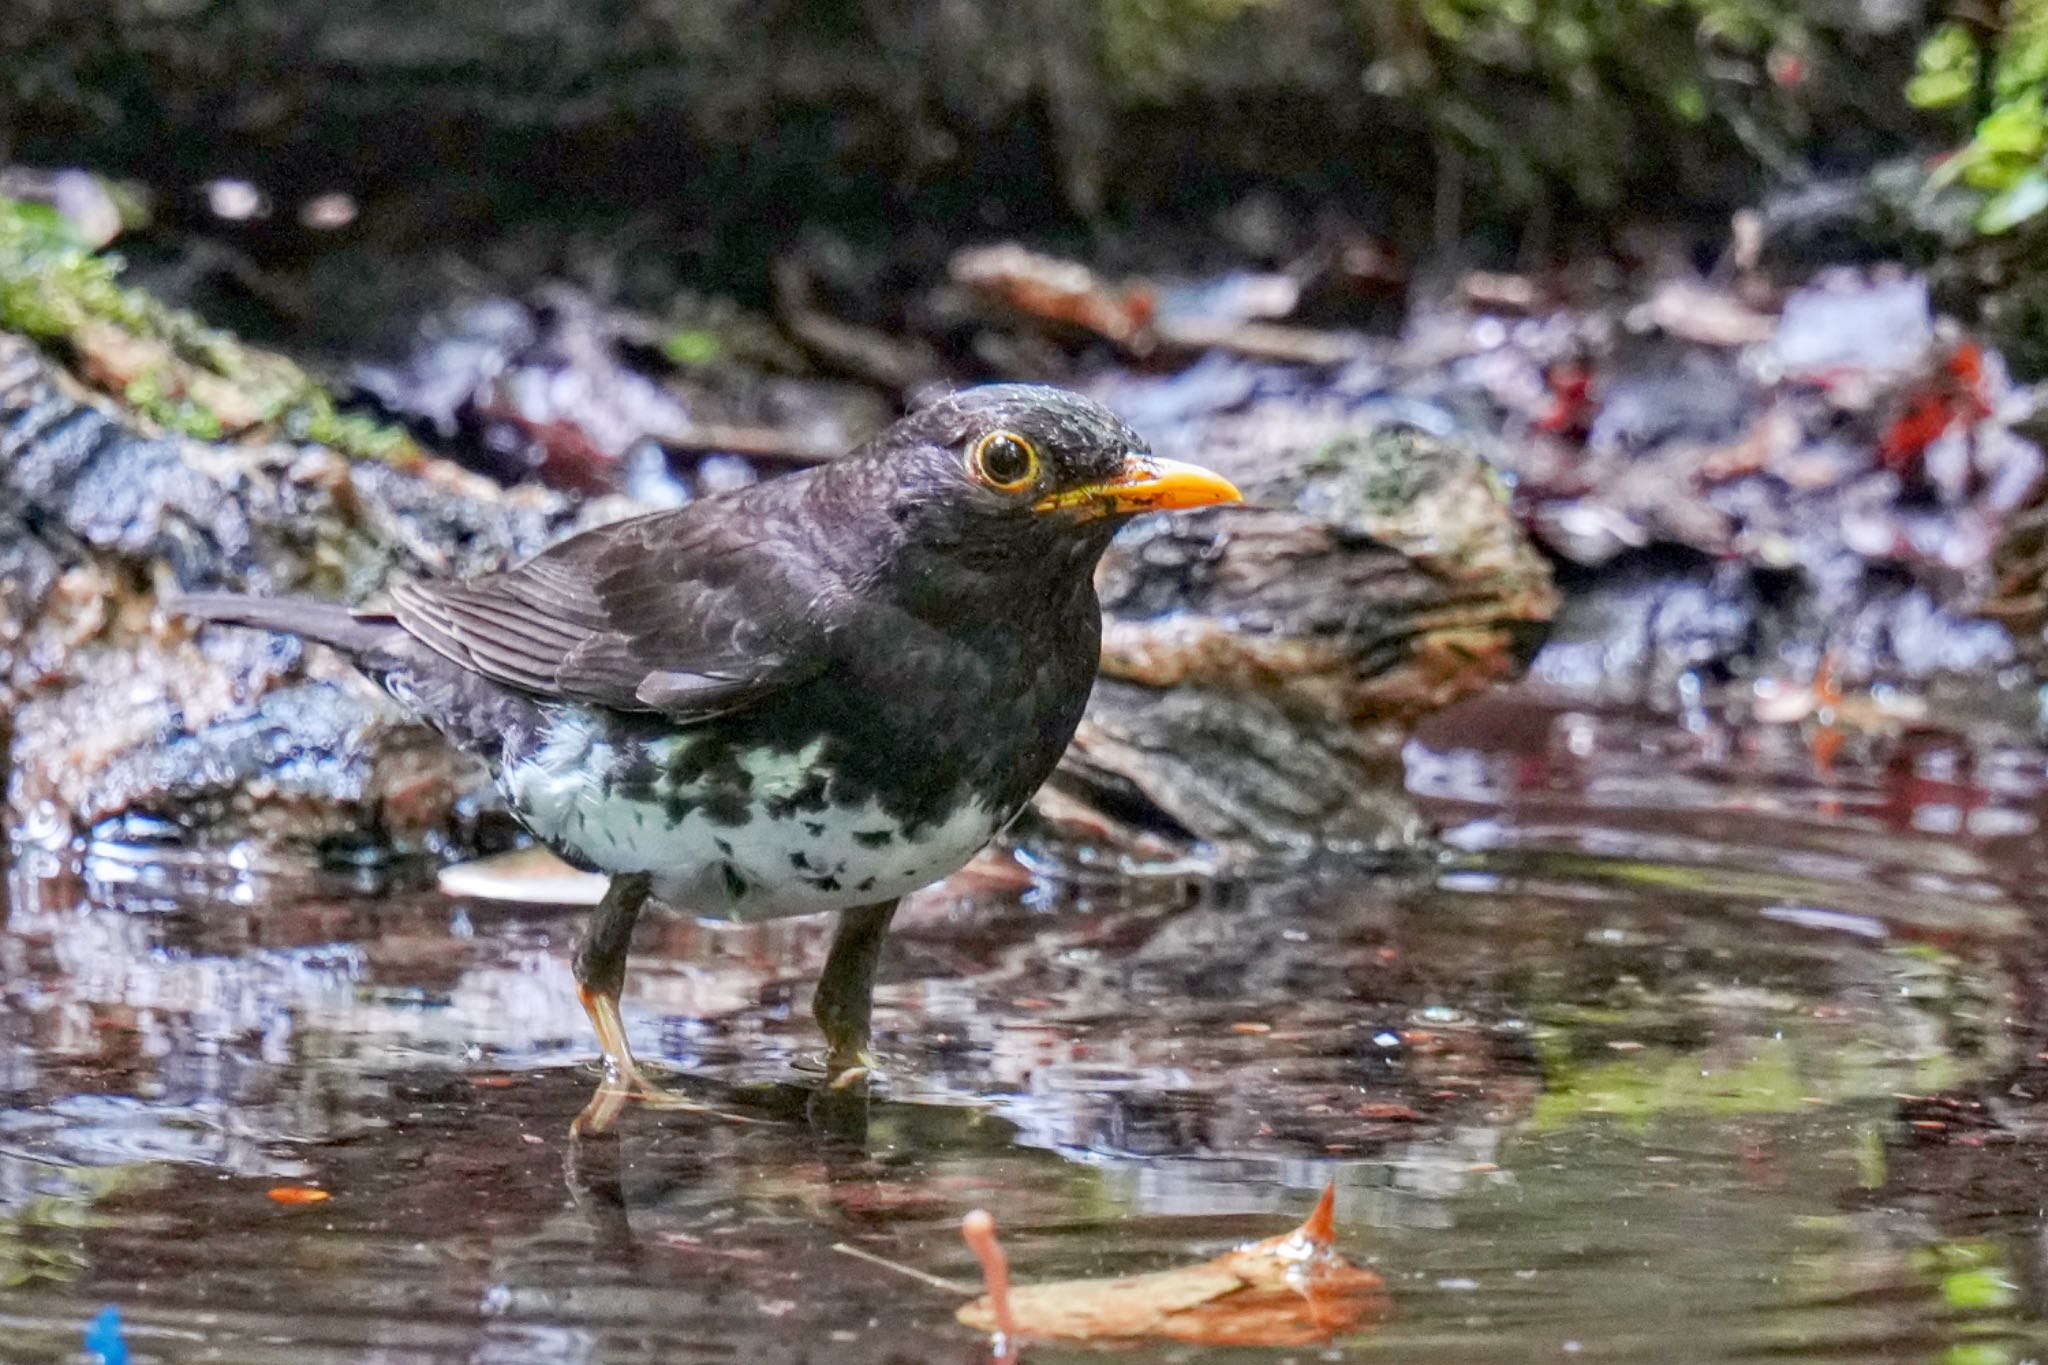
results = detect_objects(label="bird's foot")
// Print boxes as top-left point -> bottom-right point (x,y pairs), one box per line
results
795,1033 -> 881,1090
571,1058 -> 721,1137
825,1051 -> 876,1091
571,983 -> 740,1135
808,899 -> 896,1091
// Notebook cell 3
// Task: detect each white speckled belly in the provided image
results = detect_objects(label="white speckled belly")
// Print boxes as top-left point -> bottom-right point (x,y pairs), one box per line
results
501,708 -> 999,923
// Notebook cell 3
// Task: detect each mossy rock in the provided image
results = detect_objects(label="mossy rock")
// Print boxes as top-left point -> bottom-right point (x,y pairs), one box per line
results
0,197 -> 415,462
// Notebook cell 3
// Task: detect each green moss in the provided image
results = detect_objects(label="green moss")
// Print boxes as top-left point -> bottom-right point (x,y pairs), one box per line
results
1529,1037 -> 1810,1129
0,196 -> 418,464
0,1162 -> 167,1289
295,403 -> 416,463
0,199 -> 151,337
1308,428 -> 1451,517
1942,1346 -> 2018,1365
661,327 -> 725,366
122,370 -> 224,441
1941,1267 -> 2020,1313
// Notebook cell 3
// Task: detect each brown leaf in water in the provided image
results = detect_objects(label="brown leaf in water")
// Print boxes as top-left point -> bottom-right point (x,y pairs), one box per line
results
956,1183 -> 1385,1347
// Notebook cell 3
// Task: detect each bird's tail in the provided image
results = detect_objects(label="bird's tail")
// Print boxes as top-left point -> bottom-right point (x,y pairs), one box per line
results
166,592 -> 393,659
169,591 -> 545,755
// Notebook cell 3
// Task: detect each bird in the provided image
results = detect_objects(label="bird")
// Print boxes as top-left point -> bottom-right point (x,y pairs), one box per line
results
172,384 -> 1240,1129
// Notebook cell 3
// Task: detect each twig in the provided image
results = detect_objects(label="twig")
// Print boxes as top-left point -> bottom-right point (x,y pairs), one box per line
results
1153,319 -> 1372,367
829,1241 -> 977,1296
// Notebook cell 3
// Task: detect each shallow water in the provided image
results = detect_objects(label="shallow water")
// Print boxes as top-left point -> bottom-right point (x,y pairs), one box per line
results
6,689 -> 2048,1364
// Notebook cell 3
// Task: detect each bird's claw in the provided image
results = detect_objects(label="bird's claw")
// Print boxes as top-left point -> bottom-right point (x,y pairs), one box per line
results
799,1035 -> 880,1088
828,1061 -> 873,1091
570,1060 -> 725,1137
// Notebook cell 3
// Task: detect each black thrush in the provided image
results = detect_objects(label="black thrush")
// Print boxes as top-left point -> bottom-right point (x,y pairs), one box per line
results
173,384 -> 1240,1126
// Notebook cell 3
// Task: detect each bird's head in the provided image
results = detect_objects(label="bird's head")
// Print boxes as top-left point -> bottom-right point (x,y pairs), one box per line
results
838,384 -> 1241,614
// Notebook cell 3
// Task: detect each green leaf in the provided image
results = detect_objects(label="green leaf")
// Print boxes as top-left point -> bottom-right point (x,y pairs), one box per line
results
1942,1266 -> 2019,1312
1911,67 -> 1980,109
1910,24 -> 1982,109
1994,26 -> 2048,99
1978,166 -> 2048,232
1975,92 -> 2047,158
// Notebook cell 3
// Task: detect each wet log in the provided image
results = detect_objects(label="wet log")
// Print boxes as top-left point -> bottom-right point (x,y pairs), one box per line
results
0,329 -> 585,863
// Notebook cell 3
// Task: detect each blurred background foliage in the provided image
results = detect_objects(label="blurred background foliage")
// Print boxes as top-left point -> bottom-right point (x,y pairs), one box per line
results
1094,0 -> 1853,226
14,2 -> 2048,367
0,1 -> 1928,259
1912,1 -> 2048,232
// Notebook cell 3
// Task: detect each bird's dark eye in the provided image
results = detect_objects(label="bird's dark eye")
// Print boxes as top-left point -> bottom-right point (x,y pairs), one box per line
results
967,430 -> 1041,492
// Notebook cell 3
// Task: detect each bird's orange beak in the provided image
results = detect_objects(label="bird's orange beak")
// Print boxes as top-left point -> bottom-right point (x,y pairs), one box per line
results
1032,454 -> 1243,521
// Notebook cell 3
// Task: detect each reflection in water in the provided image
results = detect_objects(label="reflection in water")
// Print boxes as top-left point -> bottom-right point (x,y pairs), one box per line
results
2,693 -> 2048,1360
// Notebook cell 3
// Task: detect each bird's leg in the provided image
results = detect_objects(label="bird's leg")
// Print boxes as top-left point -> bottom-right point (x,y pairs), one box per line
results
570,872 -> 709,1134
575,872 -> 651,1078
812,899 -> 899,1083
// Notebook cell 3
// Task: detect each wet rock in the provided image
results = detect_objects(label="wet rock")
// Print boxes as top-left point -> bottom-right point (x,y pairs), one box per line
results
357,287 -> 890,492
354,299 -> 538,450
356,291 -> 695,491
1041,397 -> 1557,856
1529,559 -> 1761,707
1771,273 -> 1937,378
0,329 -> 575,861
13,636 -> 499,864
1533,554 -> 2017,707
1585,349 -> 1761,462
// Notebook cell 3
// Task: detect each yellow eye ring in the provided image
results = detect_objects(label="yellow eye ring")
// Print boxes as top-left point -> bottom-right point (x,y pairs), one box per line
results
967,430 -> 1041,492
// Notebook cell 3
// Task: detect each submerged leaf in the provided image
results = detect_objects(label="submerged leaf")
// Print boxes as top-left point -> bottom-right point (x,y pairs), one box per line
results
956,1184 -> 1385,1346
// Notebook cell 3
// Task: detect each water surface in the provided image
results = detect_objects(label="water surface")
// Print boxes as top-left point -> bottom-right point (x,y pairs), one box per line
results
5,691 -> 2047,1364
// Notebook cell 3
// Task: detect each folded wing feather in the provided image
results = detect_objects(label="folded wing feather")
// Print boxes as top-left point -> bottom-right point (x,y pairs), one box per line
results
381,505 -> 830,722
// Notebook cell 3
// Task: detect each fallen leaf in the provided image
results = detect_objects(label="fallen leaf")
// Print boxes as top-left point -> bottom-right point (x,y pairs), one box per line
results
267,1186 -> 331,1205
957,1183 -> 1385,1347
950,243 -> 1157,350
437,845 -> 608,905
1356,1103 -> 1422,1121
1642,279 -> 1776,347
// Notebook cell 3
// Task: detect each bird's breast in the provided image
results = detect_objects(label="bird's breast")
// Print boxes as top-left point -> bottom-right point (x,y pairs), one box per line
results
500,706 -> 1004,922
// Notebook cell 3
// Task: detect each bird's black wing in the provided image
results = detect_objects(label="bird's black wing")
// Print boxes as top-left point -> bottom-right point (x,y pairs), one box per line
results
379,502 -> 839,721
